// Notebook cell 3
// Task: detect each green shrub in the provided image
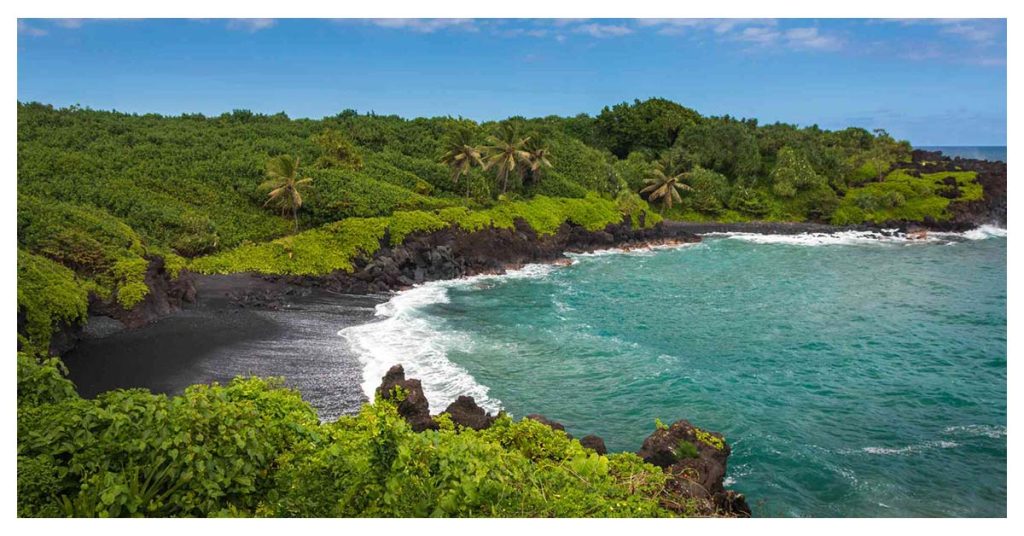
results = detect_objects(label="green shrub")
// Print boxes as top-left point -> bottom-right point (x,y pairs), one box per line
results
682,166 -> 731,214
674,439 -> 700,460
830,168 -> 980,224
17,353 -> 78,407
17,362 -> 693,518
17,251 -> 89,352
192,195 -> 635,277
694,428 -> 725,451
18,376 -> 319,517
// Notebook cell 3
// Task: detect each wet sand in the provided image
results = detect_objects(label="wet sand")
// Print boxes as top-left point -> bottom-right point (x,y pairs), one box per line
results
62,291 -> 387,421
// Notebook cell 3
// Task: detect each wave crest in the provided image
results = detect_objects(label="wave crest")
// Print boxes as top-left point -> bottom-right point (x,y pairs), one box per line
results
709,226 -> 1005,246
339,264 -> 558,414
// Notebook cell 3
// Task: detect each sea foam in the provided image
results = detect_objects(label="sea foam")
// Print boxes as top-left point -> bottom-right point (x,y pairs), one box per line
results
709,226 -> 1006,247
339,263 -> 557,414
858,441 -> 960,456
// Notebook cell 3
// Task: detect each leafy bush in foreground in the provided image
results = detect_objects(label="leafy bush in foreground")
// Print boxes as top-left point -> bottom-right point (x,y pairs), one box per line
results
17,356 -> 693,518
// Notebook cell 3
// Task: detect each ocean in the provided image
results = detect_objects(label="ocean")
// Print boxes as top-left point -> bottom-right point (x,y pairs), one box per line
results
917,146 -> 1006,162
341,228 -> 1007,517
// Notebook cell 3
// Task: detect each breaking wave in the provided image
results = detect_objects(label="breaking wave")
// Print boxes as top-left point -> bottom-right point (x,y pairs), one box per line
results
709,225 -> 1005,246
339,264 -> 558,414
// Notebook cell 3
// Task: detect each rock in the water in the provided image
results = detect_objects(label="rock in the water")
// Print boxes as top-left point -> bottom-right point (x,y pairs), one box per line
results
525,414 -> 572,439
714,490 -> 752,517
638,419 -> 732,497
580,435 -> 607,455
441,395 -> 495,430
375,364 -> 437,432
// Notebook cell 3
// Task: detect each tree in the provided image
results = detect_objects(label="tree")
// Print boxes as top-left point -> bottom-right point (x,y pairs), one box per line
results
640,162 -> 693,213
439,125 -> 483,195
673,117 -> 761,183
482,124 -> 532,194
595,98 -> 701,158
524,138 -> 553,186
770,147 -> 826,198
311,129 -> 363,170
683,166 -> 731,214
261,155 -> 313,232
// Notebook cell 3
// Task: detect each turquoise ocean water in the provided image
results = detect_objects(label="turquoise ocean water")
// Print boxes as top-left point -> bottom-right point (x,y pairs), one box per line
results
917,146 -> 1006,162
341,228 -> 1007,517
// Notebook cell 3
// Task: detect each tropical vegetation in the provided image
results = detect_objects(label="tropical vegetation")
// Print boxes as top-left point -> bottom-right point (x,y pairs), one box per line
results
18,355 -> 700,517
16,97 -> 987,517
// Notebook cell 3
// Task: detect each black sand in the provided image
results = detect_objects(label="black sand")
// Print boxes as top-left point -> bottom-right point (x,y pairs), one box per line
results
63,290 -> 387,421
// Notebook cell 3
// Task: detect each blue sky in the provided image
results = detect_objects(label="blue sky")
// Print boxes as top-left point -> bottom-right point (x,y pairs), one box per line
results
17,18 -> 1007,145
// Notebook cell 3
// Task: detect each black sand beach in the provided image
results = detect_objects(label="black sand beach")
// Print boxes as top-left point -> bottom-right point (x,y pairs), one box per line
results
63,288 -> 386,421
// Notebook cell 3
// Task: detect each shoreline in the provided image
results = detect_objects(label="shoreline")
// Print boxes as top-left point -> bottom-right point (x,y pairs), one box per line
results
61,220 -> 1006,413
57,220 -> 1007,518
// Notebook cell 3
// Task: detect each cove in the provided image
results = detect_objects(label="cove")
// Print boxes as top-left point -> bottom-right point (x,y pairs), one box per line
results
343,231 -> 1007,517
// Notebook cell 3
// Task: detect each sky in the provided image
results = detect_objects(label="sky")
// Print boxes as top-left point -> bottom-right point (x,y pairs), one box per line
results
17,18 -> 1007,146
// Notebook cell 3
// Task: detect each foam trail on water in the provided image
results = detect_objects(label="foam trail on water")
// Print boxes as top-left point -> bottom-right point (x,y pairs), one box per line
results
709,226 -> 1005,247
339,263 -> 557,414
860,441 -> 960,456
565,241 -> 702,263
935,224 -> 1008,241
943,424 -> 1007,439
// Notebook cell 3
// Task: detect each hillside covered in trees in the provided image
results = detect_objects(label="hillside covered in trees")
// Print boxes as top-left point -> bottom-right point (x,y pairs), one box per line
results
19,97 -> 974,352
17,98 -> 1000,518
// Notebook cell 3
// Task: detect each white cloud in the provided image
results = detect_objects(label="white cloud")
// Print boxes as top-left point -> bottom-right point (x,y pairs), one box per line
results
496,27 -> 550,38
572,23 -> 633,38
737,26 -> 780,45
551,19 -> 589,28
54,19 -> 85,29
370,19 -> 475,33
784,27 -> 842,50
226,19 -> 276,33
940,22 -> 999,43
17,20 -> 47,37
730,25 -> 841,51
637,18 -> 775,36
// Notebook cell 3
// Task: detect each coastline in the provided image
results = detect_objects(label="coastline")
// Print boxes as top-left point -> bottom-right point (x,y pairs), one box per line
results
56,219 -> 1007,518
61,220 -> 1006,413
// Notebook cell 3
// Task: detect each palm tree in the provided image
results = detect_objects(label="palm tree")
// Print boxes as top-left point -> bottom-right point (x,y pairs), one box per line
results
439,126 -> 483,196
482,124 -> 532,194
261,155 -> 313,232
524,140 -> 553,186
640,162 -> 693,213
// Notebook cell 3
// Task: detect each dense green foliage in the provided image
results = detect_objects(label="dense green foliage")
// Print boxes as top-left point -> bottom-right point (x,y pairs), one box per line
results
17,98 -> 985,350
831,169 -> 981,225
18,356 -> 695,518
17,251 -> 90,352
191,195 -> 652,276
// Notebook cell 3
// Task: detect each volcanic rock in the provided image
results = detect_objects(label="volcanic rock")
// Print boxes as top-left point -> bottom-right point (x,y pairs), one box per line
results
440,395 -> 496,430
580,435 -> 607,455
375,364 -> 438,432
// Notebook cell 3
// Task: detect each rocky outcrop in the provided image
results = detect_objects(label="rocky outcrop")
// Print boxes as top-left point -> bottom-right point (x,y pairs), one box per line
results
260,217 -> 700,297
441,395 -> 496,431
525,414 -> 571,437
34,256 -> 197,356
375,366 -> 749,517
638,419 -> 750,517
89,256 -> 197,331
580,435 -> 607,455
375,365 -> 438,432
894,150 -> 1007,230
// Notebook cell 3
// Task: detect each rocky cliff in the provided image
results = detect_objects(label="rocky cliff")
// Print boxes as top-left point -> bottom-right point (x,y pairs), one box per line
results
376,364 -> 752,517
